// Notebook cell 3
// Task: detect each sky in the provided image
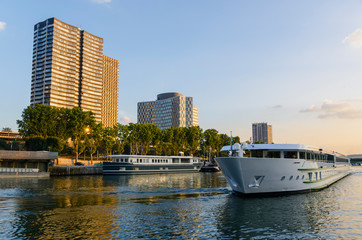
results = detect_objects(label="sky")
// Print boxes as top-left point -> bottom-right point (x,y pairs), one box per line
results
1,0 -> 362,154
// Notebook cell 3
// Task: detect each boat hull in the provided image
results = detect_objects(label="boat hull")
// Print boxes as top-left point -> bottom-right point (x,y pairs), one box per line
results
103,162 -> 202,175
216,157 -> 351,195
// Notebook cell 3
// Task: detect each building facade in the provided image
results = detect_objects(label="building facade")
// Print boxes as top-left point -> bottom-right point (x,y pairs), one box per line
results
252,122 -> 273,144
31,18 -> 118,125
102,55 -> 119,127
138,92 -> 199,130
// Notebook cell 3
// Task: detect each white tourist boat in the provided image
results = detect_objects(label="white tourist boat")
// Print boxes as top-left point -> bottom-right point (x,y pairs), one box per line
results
216,143 -> 351,195
103,155 -> 202,175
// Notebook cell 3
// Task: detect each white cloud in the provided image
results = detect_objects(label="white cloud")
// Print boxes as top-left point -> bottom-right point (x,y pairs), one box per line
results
92,0 -> 111,3
343,29 -> 362,48
300,104 -> 319,113
121,116 -> 132,124
300,99 -> 362,119
0,21 -> 6,31
119,110 -> 132,124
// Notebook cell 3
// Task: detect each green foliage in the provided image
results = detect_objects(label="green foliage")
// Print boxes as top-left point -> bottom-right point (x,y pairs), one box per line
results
17,104 -> 246,158
25,137 -> 45,151
0,140 -> 8,150
45,137 -> 63,153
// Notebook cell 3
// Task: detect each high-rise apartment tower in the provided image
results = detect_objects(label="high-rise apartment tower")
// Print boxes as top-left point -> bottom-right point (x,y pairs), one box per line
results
138,92 -> 199,130
31,18 -> 118,126
252,122 -> 273,144
102,55 -> 119,127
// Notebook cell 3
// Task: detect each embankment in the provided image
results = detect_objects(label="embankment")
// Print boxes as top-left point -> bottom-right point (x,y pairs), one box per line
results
50,165 -> 102,176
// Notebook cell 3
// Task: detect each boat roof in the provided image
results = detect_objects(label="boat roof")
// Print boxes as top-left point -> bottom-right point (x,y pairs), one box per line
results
222,143 -> 340,154
107,154 -> 198,159
246,144 -> 324,152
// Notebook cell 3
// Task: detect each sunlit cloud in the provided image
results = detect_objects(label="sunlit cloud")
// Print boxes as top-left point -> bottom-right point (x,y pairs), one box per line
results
300,104 -> 319,113
301,99 -> 362,119
119,110 -> 132,124
92,0 -> 112,4
121,116 -> 132,124
0,21 -> 6,31
343,28 -> 362,48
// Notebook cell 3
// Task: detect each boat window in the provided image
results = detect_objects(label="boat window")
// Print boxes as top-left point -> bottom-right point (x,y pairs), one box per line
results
299,152 -> 306,159
307,152 -> 312,160
251,150 -> 263,158
284,151 -> 297,159
181,158 -> 190,164
266,151 -> 280,158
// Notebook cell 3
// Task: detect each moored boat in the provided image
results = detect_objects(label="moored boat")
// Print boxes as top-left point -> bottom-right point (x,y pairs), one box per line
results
103,155 -> 202,175
216,143 -> 351,195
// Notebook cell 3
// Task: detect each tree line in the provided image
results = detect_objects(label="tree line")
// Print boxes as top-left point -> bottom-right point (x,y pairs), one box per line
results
16,105 -> 241,161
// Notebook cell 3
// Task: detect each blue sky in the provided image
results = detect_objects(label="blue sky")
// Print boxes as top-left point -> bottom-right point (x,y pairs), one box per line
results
1,0 -> 362,154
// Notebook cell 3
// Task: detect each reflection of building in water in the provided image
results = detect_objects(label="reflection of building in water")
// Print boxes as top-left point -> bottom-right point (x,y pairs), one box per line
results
11,176 -> 118,239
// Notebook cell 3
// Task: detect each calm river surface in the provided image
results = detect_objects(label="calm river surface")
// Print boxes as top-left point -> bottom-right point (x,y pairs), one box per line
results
0,168 -> 362,239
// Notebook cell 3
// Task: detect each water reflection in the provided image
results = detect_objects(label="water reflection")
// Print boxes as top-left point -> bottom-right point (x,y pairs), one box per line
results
0,171 -> 361,239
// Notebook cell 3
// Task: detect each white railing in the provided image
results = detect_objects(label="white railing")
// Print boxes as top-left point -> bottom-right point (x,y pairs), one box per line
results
0,168 -> 39,173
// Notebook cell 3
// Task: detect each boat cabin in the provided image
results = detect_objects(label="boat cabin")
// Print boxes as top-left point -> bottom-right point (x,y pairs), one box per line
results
108,155 -> 200,165
222,143 -> 349,164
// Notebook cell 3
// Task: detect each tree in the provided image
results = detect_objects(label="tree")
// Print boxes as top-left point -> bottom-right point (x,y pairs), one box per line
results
87,123 -> 103,164
186,126 -> 203,155
66,107 -> 96,162
102,126 -> 117,156
204,129 -> 219,159
17,104 -> 60,138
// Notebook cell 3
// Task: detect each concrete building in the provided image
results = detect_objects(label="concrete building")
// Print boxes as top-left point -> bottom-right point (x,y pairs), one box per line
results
102,55 -> 119,127
138,92 -> 199,130
31,18 -> 118,124
252,122 -> 273,144
0,150 -> 58,178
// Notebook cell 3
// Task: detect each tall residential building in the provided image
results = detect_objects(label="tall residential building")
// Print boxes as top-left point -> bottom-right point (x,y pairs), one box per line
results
138,92 -> 199,130
102,55 -> 119,127
252,122 -> 273,144
30,17 -> 118,125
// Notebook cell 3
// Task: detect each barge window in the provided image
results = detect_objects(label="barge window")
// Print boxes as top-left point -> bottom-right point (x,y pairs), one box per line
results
299,152 -> 306,159
266,151 -> 280,158
284,151 -> 297,159
251,150 -> 263,158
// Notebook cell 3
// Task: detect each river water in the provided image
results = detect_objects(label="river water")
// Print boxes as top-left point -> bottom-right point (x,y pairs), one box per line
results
0,168 -> 361,239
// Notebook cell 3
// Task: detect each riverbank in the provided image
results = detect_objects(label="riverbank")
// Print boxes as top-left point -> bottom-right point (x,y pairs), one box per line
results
49,165 -> 102,176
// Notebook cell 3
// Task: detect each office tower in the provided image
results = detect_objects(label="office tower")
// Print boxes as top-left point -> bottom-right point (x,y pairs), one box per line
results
138,92 -> 199,130
102,55 -> 119,127
30,17 -> 118,124
252,122 -> 273,144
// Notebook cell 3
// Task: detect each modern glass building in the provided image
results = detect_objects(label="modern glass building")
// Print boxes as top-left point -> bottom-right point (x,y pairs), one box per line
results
31,17 -> 118,125
252,122 -> 273,144
138,92 -> 199,130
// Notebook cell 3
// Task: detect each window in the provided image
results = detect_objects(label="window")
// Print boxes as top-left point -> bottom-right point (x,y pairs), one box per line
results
266,151 -> 280,158
299,152 -> 306,159
251,150 -> 263,158
284,151 -> 297,159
